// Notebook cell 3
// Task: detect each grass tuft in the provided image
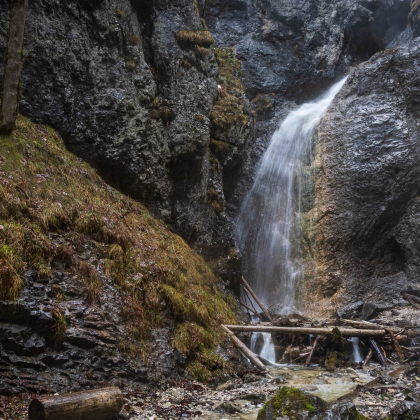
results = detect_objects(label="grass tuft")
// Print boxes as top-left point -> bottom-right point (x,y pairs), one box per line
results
176,26 -> 214,48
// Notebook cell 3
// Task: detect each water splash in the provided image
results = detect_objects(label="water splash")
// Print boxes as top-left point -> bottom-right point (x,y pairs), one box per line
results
250,332 -> 277,364
348,337 -> 364,362
236,78 -> 348,312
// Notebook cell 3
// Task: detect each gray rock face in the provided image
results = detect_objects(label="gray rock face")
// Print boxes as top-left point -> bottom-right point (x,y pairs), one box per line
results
0,0 -> 252,270
314,38 -> 420,306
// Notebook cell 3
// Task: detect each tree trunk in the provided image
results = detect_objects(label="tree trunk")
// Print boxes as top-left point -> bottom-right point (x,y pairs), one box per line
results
369,338 -> 387,366
390,332 -> 405,364
28,387 -> 123,420
220,325 -> 268,372
240,302 -> 263,320
340,319 -> 401,334
223,325 -> 387,337
0,0 -> 29,134
305,335 -> 321,366
241,277 -> 273,322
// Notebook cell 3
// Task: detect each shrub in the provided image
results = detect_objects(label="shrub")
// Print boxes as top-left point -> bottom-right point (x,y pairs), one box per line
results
176,27 -> 214,48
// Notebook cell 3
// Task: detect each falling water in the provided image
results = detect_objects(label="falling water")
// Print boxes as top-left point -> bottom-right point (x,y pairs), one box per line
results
250,332 -> 277,364
348,337 -> 364,362
236,78 -> 348,312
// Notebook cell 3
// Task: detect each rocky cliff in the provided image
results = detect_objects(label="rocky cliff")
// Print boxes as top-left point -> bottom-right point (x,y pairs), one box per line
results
312,35 -> 420,314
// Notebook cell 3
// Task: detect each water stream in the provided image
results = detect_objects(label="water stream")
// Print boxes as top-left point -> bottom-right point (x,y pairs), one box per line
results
348,337 -> 364,362
236,77 -> 348,312
250,332 -> 277,364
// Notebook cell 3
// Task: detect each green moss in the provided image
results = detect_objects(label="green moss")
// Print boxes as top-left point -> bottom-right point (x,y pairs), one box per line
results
211,48 -> 249,132
270,387 -> 322,418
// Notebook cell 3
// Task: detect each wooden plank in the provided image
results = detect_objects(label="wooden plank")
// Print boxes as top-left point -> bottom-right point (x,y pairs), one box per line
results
28,387 -> 123,420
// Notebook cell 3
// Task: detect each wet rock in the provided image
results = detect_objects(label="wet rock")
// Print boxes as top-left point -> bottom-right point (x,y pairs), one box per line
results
242,392 -> 266,402
336,301 -> 363,319
378,375 -> 397,385
361,302 -> 381,320
315,37 -> 420,304
216,380 -> 235,391
257,386 -> 366,420
391,400 -> 420,419
215,401 -> 243,414
243,373 -> 261,383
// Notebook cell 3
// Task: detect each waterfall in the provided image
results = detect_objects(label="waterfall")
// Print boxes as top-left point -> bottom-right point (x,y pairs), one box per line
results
348,337 -> 364,362
236,77 -> 348,312
250,332 -> 277,364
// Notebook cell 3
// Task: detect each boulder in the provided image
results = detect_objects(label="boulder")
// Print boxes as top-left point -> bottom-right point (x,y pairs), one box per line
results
257,386 -> 368,420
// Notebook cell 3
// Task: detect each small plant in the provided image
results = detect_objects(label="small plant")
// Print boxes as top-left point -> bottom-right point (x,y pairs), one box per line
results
176,26 -> 214,48
180,59 -> 192,69
127,33 -> 140,46
78,262 -> 102,304
116,9 -> 125,19
195,45 -> 210,60
51,306 -> 67,348
125,60 -> 136,71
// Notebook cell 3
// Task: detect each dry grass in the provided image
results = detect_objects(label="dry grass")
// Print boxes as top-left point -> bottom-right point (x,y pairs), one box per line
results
176,27 -> 214,48
0,116 -> 237,370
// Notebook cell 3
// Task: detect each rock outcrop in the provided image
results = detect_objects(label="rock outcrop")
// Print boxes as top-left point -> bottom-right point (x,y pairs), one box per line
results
312,37 -> 420,311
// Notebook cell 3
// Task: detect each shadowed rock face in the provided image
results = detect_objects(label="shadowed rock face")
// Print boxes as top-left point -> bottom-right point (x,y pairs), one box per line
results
314,38 -> 420,309
0,0 -> 414,268
0,0 -> 253,273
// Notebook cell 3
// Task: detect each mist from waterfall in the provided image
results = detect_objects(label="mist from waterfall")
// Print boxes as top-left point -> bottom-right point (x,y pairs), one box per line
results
236,77 -> 348,313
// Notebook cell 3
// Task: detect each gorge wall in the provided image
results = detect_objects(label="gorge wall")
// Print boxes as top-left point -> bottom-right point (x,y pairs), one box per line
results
1,0 -> 420,313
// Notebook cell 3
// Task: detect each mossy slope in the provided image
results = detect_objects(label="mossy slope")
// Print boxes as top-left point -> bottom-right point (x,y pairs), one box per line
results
0,115 -> 236,379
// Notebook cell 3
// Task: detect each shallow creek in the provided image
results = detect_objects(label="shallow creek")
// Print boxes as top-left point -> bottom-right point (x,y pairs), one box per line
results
127,363 -> 410,420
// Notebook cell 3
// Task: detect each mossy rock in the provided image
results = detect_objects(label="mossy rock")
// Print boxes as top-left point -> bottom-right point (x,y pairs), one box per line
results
257,387 -> 369,420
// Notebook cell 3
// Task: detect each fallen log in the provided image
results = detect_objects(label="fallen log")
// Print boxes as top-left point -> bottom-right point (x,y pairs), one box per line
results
224,325 -> 387,337
241,277 -> 273,322
362,348 -> 373,367
369,338 -> 387,366
305,335 -> 321,367
390,332 -> 405,364
28,387 -> 123,420
220,325 -> 268,372
404,293 -> 420,304
404,294 -> 420,310
240,302 -> 262,320
341,319 -> 401,334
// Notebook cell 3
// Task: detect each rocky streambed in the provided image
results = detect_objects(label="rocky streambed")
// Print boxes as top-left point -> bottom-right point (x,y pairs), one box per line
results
2,362 -> 419,419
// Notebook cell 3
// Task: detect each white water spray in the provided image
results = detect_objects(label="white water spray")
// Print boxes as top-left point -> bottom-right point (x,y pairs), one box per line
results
250,332 -> 277,364
236,78 -> 347,312
348,337 -> 364,362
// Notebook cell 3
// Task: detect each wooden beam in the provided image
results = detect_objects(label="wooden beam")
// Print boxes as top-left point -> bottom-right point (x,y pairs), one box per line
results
223,325 -> 387,337
0,0 -> 29,133
305,335 -> 321,367
241,277 -> 273,322
240,302 -> 263,320
28,387 -> 123,420
220,325 -> 268,372
362,348 -> 373,367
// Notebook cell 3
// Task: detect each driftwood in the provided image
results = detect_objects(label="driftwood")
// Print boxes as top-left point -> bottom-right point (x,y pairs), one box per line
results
362,348 -> 373,367
241,277 -> 273,322
404,294 -> 420,310
224,325 -> 387,337
341,319 -> 401,334
305,335 -> 321,366
221,325 -> 268,372
405,293 -> 420,304
240,302 -> 262,319
390,332 -> 405,364
369,338 -> 387,366
28,387 -> 123,420
0,0 -> 29,133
